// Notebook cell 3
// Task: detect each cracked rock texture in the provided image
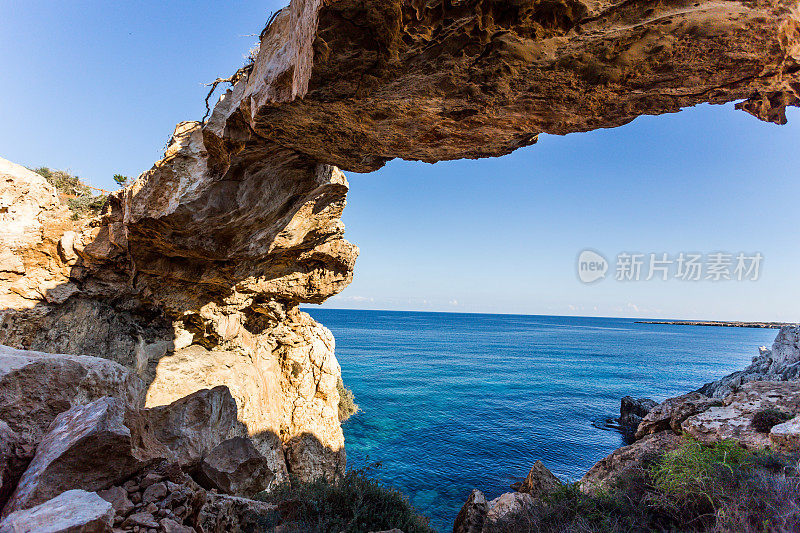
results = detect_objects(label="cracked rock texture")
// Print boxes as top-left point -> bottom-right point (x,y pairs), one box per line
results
2,0 -> 799,481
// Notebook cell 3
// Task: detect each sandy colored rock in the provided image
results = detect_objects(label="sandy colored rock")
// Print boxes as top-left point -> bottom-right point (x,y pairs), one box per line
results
483,492 -> 534,531
0,158 -> 73,311
0,345 -> 144,445
769,416 -> 800,452
5,0 -> 799,489
2,397 -> 167,516
580,431 -> 682,493
196,437 -> 275,497
635,392 -> 722,439
0,489 -> 113,533
518,461 -> 561,498
681,381 -> 800,448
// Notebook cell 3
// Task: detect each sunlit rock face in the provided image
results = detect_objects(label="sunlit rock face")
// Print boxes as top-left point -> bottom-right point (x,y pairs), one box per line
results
240,0 -> 800,172
2,0 -> 798,480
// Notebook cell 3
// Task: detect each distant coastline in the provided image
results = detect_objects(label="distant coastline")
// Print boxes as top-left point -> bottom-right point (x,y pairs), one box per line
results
635,320 -> 797,329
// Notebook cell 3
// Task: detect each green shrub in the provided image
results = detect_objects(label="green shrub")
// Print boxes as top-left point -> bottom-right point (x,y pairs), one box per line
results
337,376 -> 359,422
257,465 -> 434,533
649,438 -> 754,506
751,408 -> 792,433
485,440 -> 799,532
31,166 -> 107,219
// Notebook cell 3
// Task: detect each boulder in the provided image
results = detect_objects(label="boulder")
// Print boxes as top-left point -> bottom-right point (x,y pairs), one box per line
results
635,392 -> 722,439
144,347 -> 291,483
0,489 -> 113,533
2,397 -> 167,516
483,492 -> 534,531
142,386 -> 246,468
681,381 -> 800,448
196,493 -> 279,533
122,511 -> 159,529
580,431 -> 682,493
452,489 -> 487,533
0,345 -> 143,445
770,416 -> 800,452
619,396 -> 657,434
517,461 -> 561,498
95,486 -> 133,516
0,422 -> 34,511
196,437 -> 275,497
160,517 -> 196,533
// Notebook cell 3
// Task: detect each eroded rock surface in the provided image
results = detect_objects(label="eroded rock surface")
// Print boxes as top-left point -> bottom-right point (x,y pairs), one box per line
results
635,391 -> 722,438
698,325 -> 800,398
1,397 -> 167,516
518,461 -> 562,498
681,380 -> 800,448
0,345 -> 144,445
2,0 -> 799,487
580,431 -> 682,492
0,489 -> 114,533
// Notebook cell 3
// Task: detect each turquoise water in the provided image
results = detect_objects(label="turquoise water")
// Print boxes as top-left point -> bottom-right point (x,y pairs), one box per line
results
303,309 -> 776,532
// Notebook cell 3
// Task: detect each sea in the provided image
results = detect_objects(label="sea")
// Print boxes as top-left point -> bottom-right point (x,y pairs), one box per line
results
303,309 -> 777,532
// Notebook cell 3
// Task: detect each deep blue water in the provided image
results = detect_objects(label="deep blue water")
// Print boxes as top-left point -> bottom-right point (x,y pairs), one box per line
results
303,309 -> 776,531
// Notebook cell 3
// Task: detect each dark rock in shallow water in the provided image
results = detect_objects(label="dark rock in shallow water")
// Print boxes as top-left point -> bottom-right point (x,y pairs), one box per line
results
619,396 -> 657,441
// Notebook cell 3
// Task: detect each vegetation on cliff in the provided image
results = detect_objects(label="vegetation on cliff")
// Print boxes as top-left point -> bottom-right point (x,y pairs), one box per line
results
257,465 -> 434,533
487,439 -> 800,533
337,376 -> 359,422
30,166 -> 107,219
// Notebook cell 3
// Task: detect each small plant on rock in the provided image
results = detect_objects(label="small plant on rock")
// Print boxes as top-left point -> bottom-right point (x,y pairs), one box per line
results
751,408 -> 792,433
337,376 -> 360,422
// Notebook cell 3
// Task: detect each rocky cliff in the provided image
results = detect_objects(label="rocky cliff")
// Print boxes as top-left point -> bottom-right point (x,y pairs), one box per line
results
2,0 -> 799,488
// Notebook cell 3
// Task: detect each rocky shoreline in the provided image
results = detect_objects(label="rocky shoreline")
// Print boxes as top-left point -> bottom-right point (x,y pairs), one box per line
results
454,325 -> 800,532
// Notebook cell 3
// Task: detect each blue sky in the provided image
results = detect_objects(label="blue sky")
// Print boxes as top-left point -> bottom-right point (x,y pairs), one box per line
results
2,1 -> 798,321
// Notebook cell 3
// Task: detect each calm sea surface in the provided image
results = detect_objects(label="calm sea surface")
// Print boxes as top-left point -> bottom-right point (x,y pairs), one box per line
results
303,309 -> 776,531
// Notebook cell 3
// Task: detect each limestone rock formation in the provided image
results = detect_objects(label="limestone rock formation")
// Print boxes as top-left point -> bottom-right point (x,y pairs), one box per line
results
517,461 -> 562,498
0,422 -> 34,512
0,489 -> 114,533
1,397 -> 167,516
698,326 -> 800,398
141,386 -> 248,469
769,415 -> 800,450
635,392 -> 722,438
483,492 -> 535,531
3,0 -> 800,490
0,345 -> 144,445
618,396 -> 656,439
233,0 -> 800,172
681,380 -> 800,448
196,492 -> 280,533
453,489 -> 488,533
580,431 -> 682,492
